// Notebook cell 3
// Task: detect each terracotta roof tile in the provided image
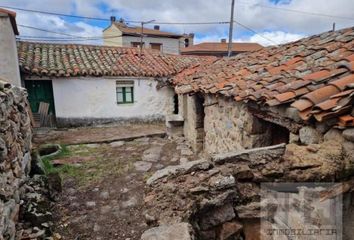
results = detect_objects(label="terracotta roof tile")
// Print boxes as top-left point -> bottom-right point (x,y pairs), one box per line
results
314,98 -> 340,111
329,74 -> 354,90
274,92 -> 296,102
291,99 -> 314,111
302,85 -> 340,104
303,70 -> 330,81
338,115 -> 354,127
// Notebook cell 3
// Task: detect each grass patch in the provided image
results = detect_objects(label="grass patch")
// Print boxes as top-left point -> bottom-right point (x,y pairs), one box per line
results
39,143 -> 141,187
41,144 -> 72,174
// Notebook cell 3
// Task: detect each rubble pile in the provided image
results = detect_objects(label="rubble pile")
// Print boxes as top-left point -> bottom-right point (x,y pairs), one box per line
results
143,134 -> 354,239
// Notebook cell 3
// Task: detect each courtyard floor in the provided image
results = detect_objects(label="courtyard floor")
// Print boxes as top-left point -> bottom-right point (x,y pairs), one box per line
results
34,124 -> 196,240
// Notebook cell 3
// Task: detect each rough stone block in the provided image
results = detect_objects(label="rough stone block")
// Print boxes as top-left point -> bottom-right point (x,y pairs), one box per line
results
324,128 -> 344,142
299,126 -> 321,145
219,220 -> 243,240
343,129 -> 354,142
141,223 -> 194,240
199,204 -> 235,230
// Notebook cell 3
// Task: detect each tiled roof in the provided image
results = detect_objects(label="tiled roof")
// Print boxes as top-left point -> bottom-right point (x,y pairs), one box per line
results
112,22 -> 182,38
181,42 -> 263,54
174,27 -> 354,127
17,41 -> 213,78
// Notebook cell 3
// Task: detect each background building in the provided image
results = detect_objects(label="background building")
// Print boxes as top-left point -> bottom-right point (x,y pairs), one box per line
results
103,18 -> 194,55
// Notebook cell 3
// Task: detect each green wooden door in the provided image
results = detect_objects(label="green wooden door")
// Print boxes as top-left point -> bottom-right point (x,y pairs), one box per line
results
25,80 -> 55,114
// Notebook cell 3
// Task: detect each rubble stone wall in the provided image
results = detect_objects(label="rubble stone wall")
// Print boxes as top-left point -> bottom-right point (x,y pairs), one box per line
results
204,95 -> 272,154
182,94 -> 201,153
0,80 -> 32,239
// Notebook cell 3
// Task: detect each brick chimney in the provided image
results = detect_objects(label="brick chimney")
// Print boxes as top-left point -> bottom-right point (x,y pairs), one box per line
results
221,38 -> 227,43
154,25 -> 160,31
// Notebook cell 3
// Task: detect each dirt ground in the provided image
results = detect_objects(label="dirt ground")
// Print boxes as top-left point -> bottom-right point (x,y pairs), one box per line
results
34,124 -> 196,240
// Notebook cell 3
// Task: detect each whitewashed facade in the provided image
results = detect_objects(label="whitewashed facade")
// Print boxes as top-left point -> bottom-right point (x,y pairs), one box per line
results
51,77 -> 175,126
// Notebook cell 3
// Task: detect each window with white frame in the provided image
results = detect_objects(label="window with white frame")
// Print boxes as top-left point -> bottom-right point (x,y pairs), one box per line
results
116,81 -> 134,104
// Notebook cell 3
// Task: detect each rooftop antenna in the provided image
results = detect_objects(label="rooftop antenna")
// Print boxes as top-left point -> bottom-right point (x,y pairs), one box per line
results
227,0 -> 235,57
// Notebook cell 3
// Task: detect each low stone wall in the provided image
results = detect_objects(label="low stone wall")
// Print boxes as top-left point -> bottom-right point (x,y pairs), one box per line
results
0,80 -> 32,239
56,115 -> 165,128
204,95 -> 272,154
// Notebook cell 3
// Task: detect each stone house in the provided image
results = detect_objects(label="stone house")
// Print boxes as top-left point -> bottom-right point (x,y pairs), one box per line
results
103,18 -> 194,55
145,26 -> 354,240
180,39 -> 263,57
17,41 -> 208,127
171,26 -> 354,155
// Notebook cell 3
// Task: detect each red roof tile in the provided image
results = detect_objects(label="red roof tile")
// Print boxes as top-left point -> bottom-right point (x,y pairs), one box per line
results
174,26 -> 354,127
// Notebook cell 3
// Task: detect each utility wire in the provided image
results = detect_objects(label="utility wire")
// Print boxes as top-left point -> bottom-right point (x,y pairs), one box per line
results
0,5 -> 229,25
234,21 -> 278,45
16,35 -> 123,42
2,4 -> 353,23
18,24 -> 83,37
0,6 -> 111,21
237,1 -> 354,20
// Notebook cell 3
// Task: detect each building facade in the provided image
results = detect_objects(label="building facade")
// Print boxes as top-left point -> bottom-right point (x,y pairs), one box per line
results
103,19 -> 194,55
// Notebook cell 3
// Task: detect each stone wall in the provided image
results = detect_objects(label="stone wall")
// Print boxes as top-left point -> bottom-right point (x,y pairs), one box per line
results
204,95 -> 272,155
0,80 -> 32,239
181,94 -> 203,153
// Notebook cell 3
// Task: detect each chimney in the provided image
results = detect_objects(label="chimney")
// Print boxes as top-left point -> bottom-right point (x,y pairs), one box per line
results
221,38 -> 227,43
154,25 -> 160,31
110,16 -> 116,23
0,8 -> 21,86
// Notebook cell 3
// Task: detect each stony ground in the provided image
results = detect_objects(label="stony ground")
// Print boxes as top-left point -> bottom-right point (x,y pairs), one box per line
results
34,124 -> 196,240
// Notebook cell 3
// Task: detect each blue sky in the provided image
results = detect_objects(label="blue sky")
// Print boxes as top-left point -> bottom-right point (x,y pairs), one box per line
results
2,0 -> 353,46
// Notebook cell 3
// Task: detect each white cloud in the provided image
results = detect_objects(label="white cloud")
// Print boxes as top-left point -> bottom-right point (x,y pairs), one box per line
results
247,31 -> 305,46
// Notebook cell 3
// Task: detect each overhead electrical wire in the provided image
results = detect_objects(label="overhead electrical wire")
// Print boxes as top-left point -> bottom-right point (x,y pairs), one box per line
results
234,21 -> 278,45
18,24 -> 84,37
2,3 -> 352,24
236,1 -> 354,21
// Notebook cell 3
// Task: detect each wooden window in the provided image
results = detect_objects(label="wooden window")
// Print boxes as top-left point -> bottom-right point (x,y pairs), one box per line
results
150,43 -> 162,51
131,42 -> 144,48
116,81 -> 134,104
